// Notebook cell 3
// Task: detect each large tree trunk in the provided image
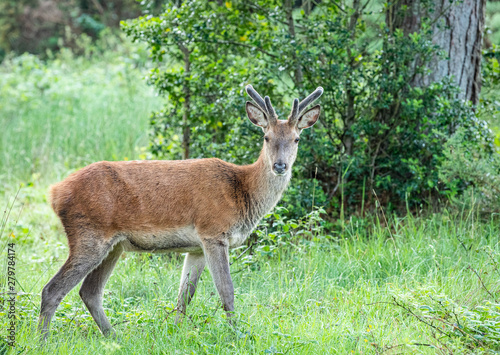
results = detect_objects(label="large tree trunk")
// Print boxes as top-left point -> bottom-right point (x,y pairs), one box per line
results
389,0 -> 486,104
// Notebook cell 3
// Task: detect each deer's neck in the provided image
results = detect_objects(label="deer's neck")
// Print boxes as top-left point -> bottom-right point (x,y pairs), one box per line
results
239,149 -> 291,233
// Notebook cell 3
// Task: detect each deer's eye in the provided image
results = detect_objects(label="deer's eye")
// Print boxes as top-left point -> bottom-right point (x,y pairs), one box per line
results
264,136 -> 269,142
294,138 -> 300,143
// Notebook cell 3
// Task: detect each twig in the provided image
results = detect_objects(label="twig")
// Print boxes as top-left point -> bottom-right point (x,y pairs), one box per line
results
456,234 -> 470,254
390,297 -> 481,349
163,307 -> 199,328
390,297 -> 450,338
330,1 -> 347,14
90,0 -> 105,15
381,342 -> 436,354
0,186 -> 22,251
112,320 -> 130,327
230,239 -> 261,266
468,266 -> 498,302
484,247 -> 500,279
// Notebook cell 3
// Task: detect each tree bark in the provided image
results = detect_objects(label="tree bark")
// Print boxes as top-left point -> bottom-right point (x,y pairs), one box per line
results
390,0 -> 486,104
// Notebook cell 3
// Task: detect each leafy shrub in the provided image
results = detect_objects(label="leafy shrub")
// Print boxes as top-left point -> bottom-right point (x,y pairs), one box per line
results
230,206 -> 333,270
481,44 -> 500,131
439,126 -> 500,213
385,242 -> 500,352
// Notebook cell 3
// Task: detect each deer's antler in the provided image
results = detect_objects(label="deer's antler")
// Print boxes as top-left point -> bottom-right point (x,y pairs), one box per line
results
246,85 -> 278,125
288,87 -> 324,125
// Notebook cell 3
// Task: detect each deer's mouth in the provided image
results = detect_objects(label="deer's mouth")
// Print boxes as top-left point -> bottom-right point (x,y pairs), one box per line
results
272,169 -> 288,177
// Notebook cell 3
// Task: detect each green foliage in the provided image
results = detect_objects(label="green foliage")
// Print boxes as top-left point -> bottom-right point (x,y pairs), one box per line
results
439,126 -> 500,212
486,1 -> 500,46
483,45 -> 500,89
481,44 -> 500,128
123,0 -> 496,217
0,0 -> 37,57
238,206 -> 333,268
360,78 -> 492,203
76,14 -> 106,35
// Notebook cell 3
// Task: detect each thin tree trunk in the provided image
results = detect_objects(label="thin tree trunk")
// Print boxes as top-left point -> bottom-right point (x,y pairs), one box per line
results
285,0 -> 303,87
343,0 -> 361,157
179,44 -> 191,160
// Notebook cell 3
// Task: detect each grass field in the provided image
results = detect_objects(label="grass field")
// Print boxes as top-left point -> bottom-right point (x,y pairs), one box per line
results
1,38 -> 500,354
1,186 -> 500,354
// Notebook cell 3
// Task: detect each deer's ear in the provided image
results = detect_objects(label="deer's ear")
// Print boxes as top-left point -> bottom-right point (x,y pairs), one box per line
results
246,102 -> 268,128
297,105 -> 320,130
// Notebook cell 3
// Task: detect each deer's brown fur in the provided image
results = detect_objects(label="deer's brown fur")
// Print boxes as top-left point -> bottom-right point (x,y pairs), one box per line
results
38,85 -> 323,339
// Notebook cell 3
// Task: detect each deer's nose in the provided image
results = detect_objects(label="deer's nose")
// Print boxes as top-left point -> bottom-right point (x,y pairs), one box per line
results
273,162 -> 287,174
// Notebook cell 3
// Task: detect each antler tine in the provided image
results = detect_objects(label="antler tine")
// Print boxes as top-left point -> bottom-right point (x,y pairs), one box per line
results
264,96 -> 278,124
288,98 -> 299,125
298,87 -> 324,116
245,85 -> 268,115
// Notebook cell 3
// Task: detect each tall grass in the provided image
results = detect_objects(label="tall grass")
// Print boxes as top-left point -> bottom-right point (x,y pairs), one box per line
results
0,35 -> 162,188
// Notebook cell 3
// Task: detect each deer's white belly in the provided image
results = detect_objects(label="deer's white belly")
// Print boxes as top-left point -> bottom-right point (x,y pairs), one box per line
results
122,226 -> 203,253
121,226 -> 249,253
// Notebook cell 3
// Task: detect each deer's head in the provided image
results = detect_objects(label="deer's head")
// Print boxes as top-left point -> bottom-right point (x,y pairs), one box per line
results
245,85 -> 323,176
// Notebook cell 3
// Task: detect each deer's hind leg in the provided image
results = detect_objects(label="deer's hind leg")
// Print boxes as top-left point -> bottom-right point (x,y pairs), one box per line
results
38,231 -> 121,339
79,242 -> 124,337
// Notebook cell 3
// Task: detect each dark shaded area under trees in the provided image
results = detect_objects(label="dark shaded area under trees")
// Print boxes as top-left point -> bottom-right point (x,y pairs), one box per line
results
0,0 -> 163,58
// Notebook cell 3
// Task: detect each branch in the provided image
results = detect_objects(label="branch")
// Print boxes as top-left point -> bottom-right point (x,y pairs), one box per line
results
468,266 -> 498,302
230,239 -> 261,266
222,40 -> 277,58
90,0 -> 104,15
390,296 -> 450,338
193,39 -> 278,59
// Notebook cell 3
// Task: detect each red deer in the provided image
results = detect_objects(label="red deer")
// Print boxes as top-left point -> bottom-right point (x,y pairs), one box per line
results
38,85 -> 323,338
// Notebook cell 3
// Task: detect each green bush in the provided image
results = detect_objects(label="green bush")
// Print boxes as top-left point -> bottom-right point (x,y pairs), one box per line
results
439,126 -> 500,213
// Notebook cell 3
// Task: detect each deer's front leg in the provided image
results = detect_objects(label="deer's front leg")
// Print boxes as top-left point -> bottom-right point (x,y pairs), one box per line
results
202,239 -> 235,321
175,252 -> 206,324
